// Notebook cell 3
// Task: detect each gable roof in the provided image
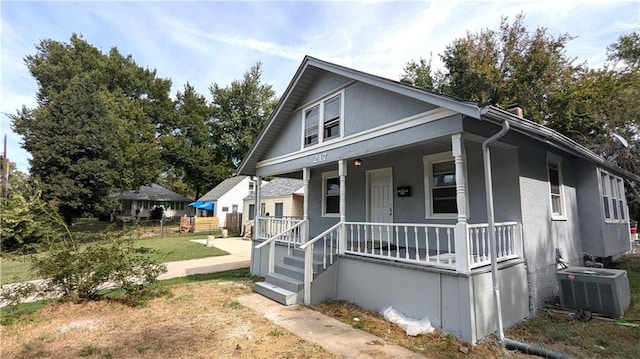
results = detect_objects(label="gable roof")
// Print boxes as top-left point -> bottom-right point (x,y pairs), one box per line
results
116,183 -> 192,202
237,56 -> 640,184
198,176 -> 248,202
244,177 -> 303,200
236,56 -> 481,176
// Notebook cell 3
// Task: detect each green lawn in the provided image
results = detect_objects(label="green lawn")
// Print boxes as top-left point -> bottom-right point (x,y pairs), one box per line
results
0,232 -> 228,285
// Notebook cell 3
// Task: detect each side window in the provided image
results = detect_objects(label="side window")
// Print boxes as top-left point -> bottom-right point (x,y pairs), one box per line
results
547,157 -> 565,219
600,169 -> 627,223
275,202 -> 284,217
423,152 -> 461,218
322,171 -> 340,217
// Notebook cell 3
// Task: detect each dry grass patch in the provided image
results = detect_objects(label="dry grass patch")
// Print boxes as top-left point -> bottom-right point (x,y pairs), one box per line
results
1,281 -> 336,359
312,301 -> 532,359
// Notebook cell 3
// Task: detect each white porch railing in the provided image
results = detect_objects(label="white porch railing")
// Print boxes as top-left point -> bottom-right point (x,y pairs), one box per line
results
256,216 -> 304,240
468,222 -> 522,269
343,222 -> 458,270
254,218 -> 523,304
255,218 -> 307,273
299,222 -> 342,304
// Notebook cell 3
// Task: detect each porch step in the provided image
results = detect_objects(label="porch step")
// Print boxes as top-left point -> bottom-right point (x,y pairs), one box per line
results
290,248 -> 329,262
284,255 -> 324,273
254,281 -> 301,306
265,272 -> 304,293
275,263 -> 305,281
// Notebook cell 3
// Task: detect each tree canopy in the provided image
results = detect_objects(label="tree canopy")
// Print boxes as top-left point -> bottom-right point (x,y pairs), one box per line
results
404,19 -> 640,217
210,63 -> 278,169
12,34 -> 172,223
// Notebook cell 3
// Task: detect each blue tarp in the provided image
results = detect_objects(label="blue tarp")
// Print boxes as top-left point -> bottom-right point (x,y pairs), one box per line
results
189,201 -> 214,211
199,203 -> 214,211
189,201 -> 204,207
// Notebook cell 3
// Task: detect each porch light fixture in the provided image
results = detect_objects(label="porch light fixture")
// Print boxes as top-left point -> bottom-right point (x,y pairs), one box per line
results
354,158 -> 362,166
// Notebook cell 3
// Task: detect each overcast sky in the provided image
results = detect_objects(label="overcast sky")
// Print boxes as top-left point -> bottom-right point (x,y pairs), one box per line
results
1,0 -> 638,172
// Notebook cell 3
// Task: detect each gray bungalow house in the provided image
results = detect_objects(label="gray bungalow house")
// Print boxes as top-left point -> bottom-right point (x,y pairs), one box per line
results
236,56 -> 639,343
115,183 -> 193,219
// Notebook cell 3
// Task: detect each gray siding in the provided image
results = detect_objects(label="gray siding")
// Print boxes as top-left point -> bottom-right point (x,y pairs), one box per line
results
299,71 -> 352,105
256,115 -> 463,177
332,256 -> 528,343
261,77 -> 440,171
344,82 -> 437,136
513,135 -> 584,306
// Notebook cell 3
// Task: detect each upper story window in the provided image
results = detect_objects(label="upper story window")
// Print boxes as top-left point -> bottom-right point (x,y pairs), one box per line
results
303,93 -> 342,147
547,153 -> 566,220
249,181 -> 255,191
600,169 -> 627,223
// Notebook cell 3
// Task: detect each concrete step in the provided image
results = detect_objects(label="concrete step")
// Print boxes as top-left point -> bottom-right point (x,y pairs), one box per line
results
265,272 -> 304,293
254,281 -> 301,306
283,255 -> 325,273
290,248 -> 332,263
275,263 -> 305,281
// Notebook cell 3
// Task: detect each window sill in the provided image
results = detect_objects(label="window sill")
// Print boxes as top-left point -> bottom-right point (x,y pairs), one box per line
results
322,213 -> 340,218
551,215 -> 567,221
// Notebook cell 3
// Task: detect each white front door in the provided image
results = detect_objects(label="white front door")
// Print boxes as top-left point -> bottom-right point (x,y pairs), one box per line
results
368,168 -> 393,224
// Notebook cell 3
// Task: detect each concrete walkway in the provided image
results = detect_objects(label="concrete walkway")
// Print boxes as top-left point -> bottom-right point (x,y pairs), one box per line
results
238,293 -> 425,359
158,236 -> 252,280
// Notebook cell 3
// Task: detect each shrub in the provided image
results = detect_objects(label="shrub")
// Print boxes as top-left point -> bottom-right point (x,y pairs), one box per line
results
30,231 -> 167,304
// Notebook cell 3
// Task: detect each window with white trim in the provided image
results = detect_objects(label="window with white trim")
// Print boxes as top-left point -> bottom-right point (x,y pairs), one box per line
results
303,93 -> 342,147
322,171 -> 340,217
547,154 -> 566,219
423,152 -> 459,218
600,169 -> 627,222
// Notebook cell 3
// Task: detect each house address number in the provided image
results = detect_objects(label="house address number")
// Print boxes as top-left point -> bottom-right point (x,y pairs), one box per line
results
312,152 -> 328,163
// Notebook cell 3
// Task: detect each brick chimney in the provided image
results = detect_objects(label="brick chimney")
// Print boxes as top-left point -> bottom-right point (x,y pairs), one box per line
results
507,104 -> 524,118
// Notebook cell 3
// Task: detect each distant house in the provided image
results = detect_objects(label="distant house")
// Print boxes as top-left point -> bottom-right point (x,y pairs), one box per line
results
236,56 -> 640,343
194,176 -> 253,228
243,178 -> 304,237
243,177 -> 304,220
115,183 -> 192,219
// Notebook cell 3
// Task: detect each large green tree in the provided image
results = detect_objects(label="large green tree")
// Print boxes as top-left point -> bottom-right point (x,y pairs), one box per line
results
404,14 -> 582,129
210,62 -> 279,169
161,83 -> 228,199
11,34 -> 171,223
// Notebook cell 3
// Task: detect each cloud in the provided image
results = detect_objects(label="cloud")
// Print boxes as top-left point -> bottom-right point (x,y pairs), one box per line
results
1,0 -> 638,173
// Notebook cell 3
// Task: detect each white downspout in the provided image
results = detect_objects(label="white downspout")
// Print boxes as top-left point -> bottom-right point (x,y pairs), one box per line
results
482,119 -> 510,342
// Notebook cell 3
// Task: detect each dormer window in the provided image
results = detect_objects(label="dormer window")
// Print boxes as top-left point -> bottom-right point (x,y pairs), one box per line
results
303,93 -> 343,147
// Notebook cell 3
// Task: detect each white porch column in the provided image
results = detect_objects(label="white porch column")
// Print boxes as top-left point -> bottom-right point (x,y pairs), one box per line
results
452,134 -> 471,273
303,168 -> 310,242
254,176 -> 262,240
338,160 -> 347,254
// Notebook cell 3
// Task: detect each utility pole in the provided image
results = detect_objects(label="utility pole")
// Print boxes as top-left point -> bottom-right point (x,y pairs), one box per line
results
1,133 -> 7,199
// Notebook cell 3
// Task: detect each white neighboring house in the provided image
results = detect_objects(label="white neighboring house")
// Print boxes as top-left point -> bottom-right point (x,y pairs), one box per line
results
194,176 -> 254,228
115,183 -> 193,220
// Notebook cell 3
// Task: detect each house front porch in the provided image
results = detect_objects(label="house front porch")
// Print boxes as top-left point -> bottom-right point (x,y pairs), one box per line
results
250,216 -> 528,342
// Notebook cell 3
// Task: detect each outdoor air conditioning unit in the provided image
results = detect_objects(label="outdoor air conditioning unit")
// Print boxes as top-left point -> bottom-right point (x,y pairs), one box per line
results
556,266 -> 630,317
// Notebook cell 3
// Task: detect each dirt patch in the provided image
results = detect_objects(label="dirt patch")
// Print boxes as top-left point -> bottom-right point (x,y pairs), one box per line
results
312,301 -> 534,359
0,281 -> 337,359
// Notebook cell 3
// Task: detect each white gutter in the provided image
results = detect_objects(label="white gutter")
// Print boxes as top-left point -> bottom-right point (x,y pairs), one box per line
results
481,110 -> 510,342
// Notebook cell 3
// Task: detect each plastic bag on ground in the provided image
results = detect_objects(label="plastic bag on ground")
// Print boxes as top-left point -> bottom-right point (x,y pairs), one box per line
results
381,306 -> 434,336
